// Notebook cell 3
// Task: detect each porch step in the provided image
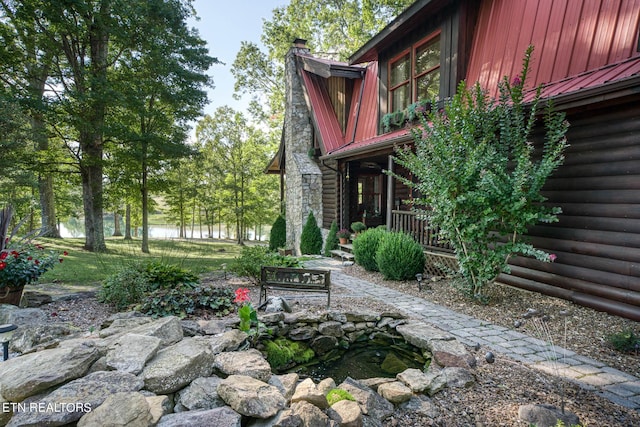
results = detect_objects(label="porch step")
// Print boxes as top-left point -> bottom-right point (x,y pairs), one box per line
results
339,243 -> 354,252
330,249 -> 355,261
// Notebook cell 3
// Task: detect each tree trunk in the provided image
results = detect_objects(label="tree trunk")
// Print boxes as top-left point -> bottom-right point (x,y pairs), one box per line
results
124,204 -> 132,240
80,142 -> 106,252
141,141 -> 149,253
112,211 -> 122,236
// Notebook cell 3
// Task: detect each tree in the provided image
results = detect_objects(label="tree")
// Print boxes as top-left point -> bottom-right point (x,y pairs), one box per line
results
300,211 -> 322,255
232,0 -> 414,118
392,47 -> 568,298
269,215 -> 286,251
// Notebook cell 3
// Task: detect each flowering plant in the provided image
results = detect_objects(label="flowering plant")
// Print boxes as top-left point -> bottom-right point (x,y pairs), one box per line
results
336,228 -> 351,239
0,205 -> 66,289
234,287 -> 257,332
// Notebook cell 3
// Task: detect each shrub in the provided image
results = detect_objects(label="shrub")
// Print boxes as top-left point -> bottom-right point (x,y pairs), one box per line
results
300,211 -> 323,255
323,220 -> 339,257
350,221 -> 366,233
98,266 -> 149,310
376,232 -> 425,280
327,389 -> 356,406
269,215 -> 286,251
352,227 -> 387,271
229,245 -> 300,284
138,286 -> 235,318
98,260 -> 200,310
607,329 -> 640,352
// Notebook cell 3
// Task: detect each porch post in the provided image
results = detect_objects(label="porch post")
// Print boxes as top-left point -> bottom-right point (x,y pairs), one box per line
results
386,155 -> 394,230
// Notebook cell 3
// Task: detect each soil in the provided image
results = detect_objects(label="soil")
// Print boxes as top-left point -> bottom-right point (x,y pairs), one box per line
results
38,266 -> 640,426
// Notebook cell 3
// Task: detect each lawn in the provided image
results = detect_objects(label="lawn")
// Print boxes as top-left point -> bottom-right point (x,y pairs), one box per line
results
36,237 -> 244,286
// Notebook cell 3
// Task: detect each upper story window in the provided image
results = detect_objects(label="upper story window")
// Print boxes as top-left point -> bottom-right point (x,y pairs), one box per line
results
388,32 -> 441,113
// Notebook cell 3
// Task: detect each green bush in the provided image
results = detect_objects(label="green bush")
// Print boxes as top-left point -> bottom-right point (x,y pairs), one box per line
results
350,221 -> 366,233
323,220 -> 339,257
376,232 -> 425,280
352,227 -> 388,271
300,211 -> 323,255
98,260 -> 200,310
98,266 -> 149,310
607,329 -> 640,352
229,245 -> 300,284
138,286 -> 235,318
269,215 -> 287,251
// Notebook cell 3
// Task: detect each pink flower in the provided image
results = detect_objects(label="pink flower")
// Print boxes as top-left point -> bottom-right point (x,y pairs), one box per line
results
549,254 -> 557,262
512,75 -> 522,86
234,287 -> 250,304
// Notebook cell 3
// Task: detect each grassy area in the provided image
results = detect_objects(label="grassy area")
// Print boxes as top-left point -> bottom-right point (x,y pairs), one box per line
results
35,237 -> 244,287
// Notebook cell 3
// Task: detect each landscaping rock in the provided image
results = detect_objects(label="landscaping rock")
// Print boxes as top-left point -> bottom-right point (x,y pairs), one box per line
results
518,403 -> 581,427
174,376 -> 225,412
208,329 -> 248,354
396,322 -> 454,349
98,316 -> 153,338
345,310 -> 379,322
141,336 -> 214,394
288,325 -> 317,340
9,323 -> 78,354
106,333 -> 162,374
338,377 -> 394,421
0,305 -> 47,326
21,291 -> 53,307
291,378 -> 329,409
377,381 -> 413,404
213,349 -> 272,382
217,375 -> 286,418
7,371 -> 143,426
317,377 -> 337,395
146,395 -> 173,425
309,334 -> 338,355
269,373 -> 300,402
248,408 -> 301,427
396,368 -> 431,393
327,399 -> 363,427
429,339 -> 476,368
398,394 -> 439,418
128,316 -> 184,346
77,392 -> 154,427
157,407 -> 242,427
318,320 -> 344,337
290,400 -> 331,427
0,342 -> 99,401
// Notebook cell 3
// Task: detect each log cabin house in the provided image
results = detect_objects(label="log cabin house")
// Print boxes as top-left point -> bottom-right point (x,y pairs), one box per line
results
266,0 -> 640,320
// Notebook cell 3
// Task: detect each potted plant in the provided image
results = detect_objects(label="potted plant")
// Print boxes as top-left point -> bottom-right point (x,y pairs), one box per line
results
350,221 -> 366,236
0,206 -> 65,305
336,228 -> 351,244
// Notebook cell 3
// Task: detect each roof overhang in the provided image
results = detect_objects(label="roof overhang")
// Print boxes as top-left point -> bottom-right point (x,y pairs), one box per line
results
299,56 -> 364,79
320,129 -> 414,160
349,0 -> 450,64
265,130 -> 285,174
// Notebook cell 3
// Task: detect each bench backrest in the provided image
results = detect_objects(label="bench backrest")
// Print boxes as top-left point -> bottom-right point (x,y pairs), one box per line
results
260,266 -> 330,289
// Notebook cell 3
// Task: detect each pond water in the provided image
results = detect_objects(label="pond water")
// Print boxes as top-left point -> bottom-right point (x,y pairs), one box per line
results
296,341 -> 428,384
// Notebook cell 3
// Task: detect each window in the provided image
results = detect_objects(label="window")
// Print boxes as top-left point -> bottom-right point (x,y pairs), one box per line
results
388,32 -> 441,113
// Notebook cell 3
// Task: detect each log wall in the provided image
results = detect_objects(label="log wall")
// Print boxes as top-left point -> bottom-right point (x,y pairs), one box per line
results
499,100 -> 640,320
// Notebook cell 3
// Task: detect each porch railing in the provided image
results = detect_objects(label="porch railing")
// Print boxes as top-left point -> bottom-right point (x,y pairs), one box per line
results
390,210 -> 453,252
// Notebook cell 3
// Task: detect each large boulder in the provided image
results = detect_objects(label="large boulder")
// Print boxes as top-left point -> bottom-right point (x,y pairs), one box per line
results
327,399 -> 363,427
338,377 -> 394,421
290,378 -> 329,409
105,333 -> 163,374
395,322 -> 454,349
217,375 -> 286,419
376,381 -> 413,404
290,400 -> 331,427
157,407 -> 242,427
0,305 -> 47,326
174,376 -> 225,412
9,323 -> 78,354
7,371 -> 143,426
141,336 -> 214,394
208,329 -> 248,354
213,349 -> 272,382
0,342 -> 99,401
518,403 -> 581,427
77,392 -> 155,427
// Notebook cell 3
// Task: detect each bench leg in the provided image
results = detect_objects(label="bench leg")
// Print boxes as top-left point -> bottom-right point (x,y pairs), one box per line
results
259,285 -> 266,306
327,290 -> 330,309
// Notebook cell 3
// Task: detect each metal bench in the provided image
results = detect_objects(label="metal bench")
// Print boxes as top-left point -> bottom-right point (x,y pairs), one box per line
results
259,266 -> 331,308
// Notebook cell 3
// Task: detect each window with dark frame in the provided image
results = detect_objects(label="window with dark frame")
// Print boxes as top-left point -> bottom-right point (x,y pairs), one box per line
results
388,32 -> 441,113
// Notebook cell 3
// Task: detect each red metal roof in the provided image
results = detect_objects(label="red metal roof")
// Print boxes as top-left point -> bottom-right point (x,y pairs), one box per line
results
325,128 -> 411,158
300,70 -> 345,154
466,0 -> 640,99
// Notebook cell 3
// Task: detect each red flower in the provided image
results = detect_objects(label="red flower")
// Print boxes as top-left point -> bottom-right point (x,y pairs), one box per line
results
549,254 -> 557,262
34,259 -> 40,265
11,251 -> 19,258
234,287 -> 250,304
63,251 -> 69,256
0,252 -> 7,260
0,262 -> 6,270
27,256 -> 33,261
59,258 -> 64,263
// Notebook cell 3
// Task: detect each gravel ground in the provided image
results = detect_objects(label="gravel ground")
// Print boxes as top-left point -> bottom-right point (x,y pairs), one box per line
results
39,266 -> 640,426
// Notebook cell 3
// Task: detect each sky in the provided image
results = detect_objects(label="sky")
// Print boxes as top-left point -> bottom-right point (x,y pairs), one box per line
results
189,0 -> 287,118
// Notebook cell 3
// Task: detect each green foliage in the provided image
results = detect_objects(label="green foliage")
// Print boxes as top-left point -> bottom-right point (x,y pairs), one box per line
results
138,286 -> 235,319
300,211 -> 323,255
98,260 -> 200,310
323,220 -> 339,257
350,221 -> 366,233
269,215 -> 287,251
229,245 -> 300,284
327,389 -> 356,406
264,337 -> 315,370
376,232 -> 425,280
606,329 -> 640,352
352,227 -> 388,271
391,46 -> 568,298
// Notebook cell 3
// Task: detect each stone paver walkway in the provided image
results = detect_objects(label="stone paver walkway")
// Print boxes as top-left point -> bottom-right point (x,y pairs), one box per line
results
305,258 -> 640,411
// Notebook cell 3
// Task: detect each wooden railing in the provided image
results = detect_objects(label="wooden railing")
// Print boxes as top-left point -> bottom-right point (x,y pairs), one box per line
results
390,210 -> 453,252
